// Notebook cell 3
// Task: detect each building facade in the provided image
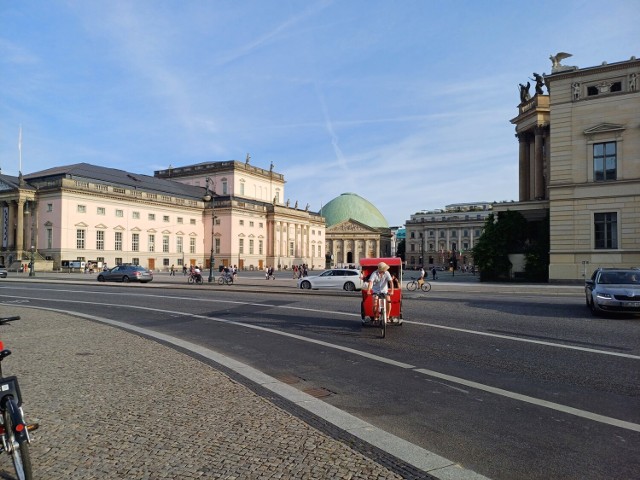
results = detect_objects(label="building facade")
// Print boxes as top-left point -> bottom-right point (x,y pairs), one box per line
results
0,160 -> 326,272
405,202 -> 491,269
506,55 -> 640,281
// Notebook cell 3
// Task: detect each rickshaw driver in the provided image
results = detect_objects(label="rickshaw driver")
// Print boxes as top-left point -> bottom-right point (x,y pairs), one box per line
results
367,262 -> 394,321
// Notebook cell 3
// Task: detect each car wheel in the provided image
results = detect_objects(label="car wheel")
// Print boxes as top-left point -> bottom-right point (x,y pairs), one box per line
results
300,280 -> 311,290
122,276 -> 130,283
589,296 -> 600,316
97,275 -> 106,282
343,281 -> 356,292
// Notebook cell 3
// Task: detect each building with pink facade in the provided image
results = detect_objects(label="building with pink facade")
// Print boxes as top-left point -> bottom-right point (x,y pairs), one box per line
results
0,160 -> 326,273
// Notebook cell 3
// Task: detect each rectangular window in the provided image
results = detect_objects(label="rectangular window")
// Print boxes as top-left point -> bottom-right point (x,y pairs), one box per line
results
97,207 -> 105,215
177,217 -> 183,224
222,181 -> 228,195
115,232 -> 123,251
116,209 -> 124,217
132,233 -> 139,252
594,212 -> 618,249
47,203 -> 53,212
96,230 -> 105,250
239,220 -> 244,226
76,229 -> 85,249
46,228 -> 53,249
148,234 -> 155,252
163,258 -> 170,266
215,218 -> 221,225
594,142 -> 616,181
148,213 -> 156,221
163,235 -> 169,253
115,257 -> 122,265
249,239 -> 254,254
163,215 -> 170,222
77,205 -> 86,213
177,237 -> 183,253
190,219 -> 196,225
189,237 -> 196,254
312,245 -> 316,257
249,221 -> 254,227
239,238 -> 244,254
132,211 -> 140,219
289,242 -> 294,256
215,238 -> 220,254
132,258 -> 139,266
259,240 -> 263,255
240,183 -> 245,195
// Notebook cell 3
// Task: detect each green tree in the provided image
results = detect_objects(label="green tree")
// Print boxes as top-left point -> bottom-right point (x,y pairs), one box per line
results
396,238 -> 406,261
473,211 -> 528,281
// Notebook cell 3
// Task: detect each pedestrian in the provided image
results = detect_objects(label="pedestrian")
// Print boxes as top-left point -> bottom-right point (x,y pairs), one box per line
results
265,266 -> 270,280
431,266 -> 437,280
293,265 -> 298,279
170,264 -> 175,276
182,264 -> 187,276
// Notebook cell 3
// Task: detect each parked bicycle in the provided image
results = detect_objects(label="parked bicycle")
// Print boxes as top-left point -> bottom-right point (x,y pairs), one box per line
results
0,315 -> 38,480
406,278 -> 431,292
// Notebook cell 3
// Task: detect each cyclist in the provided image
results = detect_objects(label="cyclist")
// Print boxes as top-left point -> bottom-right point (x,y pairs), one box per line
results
367,262 -> 394,321
418,266 -> 426,288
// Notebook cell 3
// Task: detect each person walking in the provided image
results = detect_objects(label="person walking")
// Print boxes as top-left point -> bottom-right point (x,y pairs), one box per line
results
170,264 -> 175,276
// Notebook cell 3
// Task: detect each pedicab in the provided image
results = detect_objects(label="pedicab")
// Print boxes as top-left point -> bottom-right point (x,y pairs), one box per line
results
359,257 -> 403,338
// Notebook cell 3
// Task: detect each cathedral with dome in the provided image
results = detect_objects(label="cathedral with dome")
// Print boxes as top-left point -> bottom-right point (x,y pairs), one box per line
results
320,193 -> 392,267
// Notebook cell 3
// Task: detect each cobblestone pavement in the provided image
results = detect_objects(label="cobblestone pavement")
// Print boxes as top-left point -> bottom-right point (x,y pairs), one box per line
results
0,306 -> 407,479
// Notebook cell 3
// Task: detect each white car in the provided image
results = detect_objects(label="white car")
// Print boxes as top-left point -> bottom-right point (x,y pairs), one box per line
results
298,269 -> 362,291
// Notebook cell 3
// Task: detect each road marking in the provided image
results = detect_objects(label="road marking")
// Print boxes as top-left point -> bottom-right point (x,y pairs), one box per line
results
2,294 -> 639,434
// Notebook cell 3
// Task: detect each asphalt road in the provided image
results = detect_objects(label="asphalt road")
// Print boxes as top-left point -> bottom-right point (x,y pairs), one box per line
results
1,276 -> 638,479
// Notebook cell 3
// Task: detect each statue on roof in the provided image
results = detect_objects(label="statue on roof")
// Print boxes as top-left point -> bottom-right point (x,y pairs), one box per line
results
549,52 -> 577,73
532,73 -> 545,95
245,153 -> 251,164
294,200 -> 298,209
518,82 -> 531,104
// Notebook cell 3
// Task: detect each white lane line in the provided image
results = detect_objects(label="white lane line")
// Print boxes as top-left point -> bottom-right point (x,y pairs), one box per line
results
2,294 -> 639,434
4,286 -> 639,360
414,367 -> 640,433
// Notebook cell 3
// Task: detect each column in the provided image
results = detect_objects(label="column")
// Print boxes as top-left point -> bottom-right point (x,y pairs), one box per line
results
534,126 -> 545,200
16,199 -> 25,257
7,201 -> 16,249
518,133 -> 530,201
0,202 -> 5,249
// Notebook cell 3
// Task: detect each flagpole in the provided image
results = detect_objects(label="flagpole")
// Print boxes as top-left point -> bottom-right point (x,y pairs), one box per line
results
18,125 -> 22,174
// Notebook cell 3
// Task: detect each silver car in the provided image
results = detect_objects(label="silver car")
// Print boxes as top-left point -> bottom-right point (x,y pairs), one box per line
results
585,268 -> 640,316
0,265 -> 7,278
298,268 -> 362,292
97,265 -> 153,283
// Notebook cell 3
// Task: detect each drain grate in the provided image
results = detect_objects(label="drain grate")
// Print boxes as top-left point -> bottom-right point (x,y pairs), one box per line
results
302,387 -> 334,398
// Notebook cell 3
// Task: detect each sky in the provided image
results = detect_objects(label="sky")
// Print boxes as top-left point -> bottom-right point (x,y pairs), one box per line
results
1,1 -> 637,226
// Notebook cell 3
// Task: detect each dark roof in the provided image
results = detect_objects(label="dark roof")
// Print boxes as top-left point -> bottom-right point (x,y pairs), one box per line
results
0,173 -> 36,191
25,163 -> 206,199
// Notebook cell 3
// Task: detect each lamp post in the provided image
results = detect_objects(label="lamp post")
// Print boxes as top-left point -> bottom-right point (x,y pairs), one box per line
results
203,178 -> 216,283
29,246 -> 35,277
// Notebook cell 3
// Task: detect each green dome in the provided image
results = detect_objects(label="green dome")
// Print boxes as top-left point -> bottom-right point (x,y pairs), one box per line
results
321,193 -> 389,228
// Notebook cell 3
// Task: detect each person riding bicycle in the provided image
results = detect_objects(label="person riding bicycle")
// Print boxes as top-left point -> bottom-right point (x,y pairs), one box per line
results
418,266 -> 426,288
192,266 -> 202,282
367,262 -> 394,321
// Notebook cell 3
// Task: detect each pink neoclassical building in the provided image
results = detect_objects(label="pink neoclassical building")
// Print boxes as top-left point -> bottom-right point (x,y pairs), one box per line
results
0,159 -> 326,273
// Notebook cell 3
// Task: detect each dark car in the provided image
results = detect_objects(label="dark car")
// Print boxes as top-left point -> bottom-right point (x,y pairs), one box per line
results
97,265 -> 153,283
0,265 -> 7,278
585,268 -> 640,316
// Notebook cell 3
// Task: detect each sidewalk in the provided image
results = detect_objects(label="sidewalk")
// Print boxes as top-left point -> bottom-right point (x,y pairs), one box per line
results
0,306 -> 414,479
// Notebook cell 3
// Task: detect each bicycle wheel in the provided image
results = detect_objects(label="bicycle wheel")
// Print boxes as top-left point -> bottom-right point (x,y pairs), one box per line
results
406,281 -> 417,291
3,404 -> 33,480
421,282 -> 432,292
380,299 -> 387,339
218,277 -> 225,285
188,276 -> 194,284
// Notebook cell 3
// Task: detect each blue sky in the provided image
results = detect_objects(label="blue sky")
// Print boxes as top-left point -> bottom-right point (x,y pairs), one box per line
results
1,1 -> 637,226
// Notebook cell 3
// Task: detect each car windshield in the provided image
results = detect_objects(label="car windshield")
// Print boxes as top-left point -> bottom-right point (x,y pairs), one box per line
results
598,272 -> 640,285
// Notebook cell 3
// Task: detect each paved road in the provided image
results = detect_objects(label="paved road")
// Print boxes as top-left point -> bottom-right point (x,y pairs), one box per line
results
0,273 -> 505,480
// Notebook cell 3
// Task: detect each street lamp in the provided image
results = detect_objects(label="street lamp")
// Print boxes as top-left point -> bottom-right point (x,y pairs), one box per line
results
29,246 -> 35,277
203,177 -> 216,283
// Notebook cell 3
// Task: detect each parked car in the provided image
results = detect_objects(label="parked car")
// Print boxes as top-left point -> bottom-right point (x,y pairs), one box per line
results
585,268 -> 640,316
0,265 -> 7,278
97,265 -> 153,283
298,268 -> 362,291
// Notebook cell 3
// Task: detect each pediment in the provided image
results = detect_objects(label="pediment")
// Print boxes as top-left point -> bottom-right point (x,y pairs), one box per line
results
131,227 -> 141,232
75,222 -> 89,228
583,123 -> 625,135
147,228 -> 157,233
162,230 -> 172,234
95,224 -> 108,229
114,225 -> 125,231
175,231 -> 185,235
327,219 -> 376,233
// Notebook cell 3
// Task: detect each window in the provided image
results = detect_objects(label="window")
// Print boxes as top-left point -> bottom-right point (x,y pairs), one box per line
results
132,211 -> 140,219
239,238 -> 244,254
249,239 -> 254,254
239,220 -> 244,226
163,235 -> 169,253
77,205 -> 86,213
240,183 -> 245,195
96,230 -> 105,250
163,258 -> 170,266
222,180 -> 228,195
132,258 -> 139,266
47,203 -> 53,212
97,207 -> 105,215
148,234 -> 155,252
76,229 -> 86,249
177,237 -> 183,253
594,212 -> 618,249
215,218 -> 221,225
410,232 -> 415,239
451,231 -> 457,238
177,217 -> 183,224
259,240 -> 263,255
215,238 -> 220,254
190,219 -> 196,225
132,233 -> 140,252
115,232 -> 123,251
259,222 -> 263,228
440,231 -> 445,238
115,257 -> 123,265
249,221 -> 254,227
163,215 -> 170,222
116,209 -> 124,217
46,228 -> 53,249
594,142 -> 616,181
189,237 -> 196,254
148,213 -> 156,221
289,242 -> 294,256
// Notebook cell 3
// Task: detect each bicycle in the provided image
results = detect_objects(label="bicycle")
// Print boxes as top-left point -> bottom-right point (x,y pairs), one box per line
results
218,273 -> 234,285
187,273 -> 203,285
373,292 -> 388,338
406,278 -> 431,292
0,316 -> 38,480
